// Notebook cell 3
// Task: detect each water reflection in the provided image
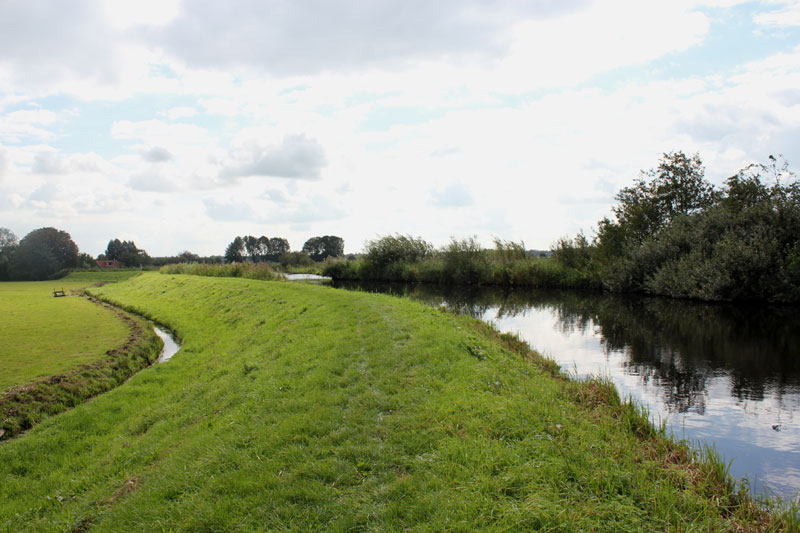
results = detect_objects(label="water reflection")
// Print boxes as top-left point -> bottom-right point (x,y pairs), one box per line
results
335,281 -> 800,500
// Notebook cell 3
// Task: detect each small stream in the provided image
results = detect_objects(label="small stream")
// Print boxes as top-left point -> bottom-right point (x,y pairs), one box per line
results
153,326 -> 180,362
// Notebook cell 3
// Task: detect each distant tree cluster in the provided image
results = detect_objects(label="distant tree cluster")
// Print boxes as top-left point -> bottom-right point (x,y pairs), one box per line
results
0,227 -> 80,281
150,251 -> 224,266
301,235 -> 344,261
223,235 -> 344,263
224,235 -> 290,263
99,239 -> 151,267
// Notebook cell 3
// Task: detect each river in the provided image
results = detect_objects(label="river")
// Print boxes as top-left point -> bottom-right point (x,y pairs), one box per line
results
334,281 -> 800,503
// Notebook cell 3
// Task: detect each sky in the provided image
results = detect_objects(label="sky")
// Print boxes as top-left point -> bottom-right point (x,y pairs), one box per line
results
1,0 -> 799,257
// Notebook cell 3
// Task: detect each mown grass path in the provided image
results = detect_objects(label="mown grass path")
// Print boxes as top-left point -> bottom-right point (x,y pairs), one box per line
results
0,273 -> 774,531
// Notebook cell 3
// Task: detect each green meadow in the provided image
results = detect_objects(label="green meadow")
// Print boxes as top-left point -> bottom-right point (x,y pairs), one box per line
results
0,280 -> 131,393
0,272 -> 781,531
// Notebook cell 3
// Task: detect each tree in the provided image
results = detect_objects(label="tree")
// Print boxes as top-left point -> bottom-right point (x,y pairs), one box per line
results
10,227 -> 79,280
302,235 -> 344,261
225,236 -> 245,263
243,235 -> 260,262
0,227 -> 18,281
267,237 -> 290,261
78,253 -> 95,269
0,227 -> 17,249
579,153 -> 800,301
105,239 -> 150,267
256,236 -> 270,261
178,250 -> 200,263
608,151 -> 714,247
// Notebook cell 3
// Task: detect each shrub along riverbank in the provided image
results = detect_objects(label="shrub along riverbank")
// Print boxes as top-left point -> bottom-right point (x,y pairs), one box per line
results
323,236 -> 596,289
323,153 -> 800,303
0,273 -> 786,530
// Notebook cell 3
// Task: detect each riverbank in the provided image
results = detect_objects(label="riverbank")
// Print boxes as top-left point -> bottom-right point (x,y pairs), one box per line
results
333,280 -> 800,503
0,273 -> 786,530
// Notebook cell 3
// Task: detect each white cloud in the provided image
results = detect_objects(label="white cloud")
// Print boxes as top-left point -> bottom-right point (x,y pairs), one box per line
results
31,150 -> 107,174
199,98 -> 241,116
146,1 -> 591,76
70,190 -> 133,215
264,192 -> 346,224
28,182 -> 60,203
31,151 -> 67,174
99,0 -> 181,30
221,134 -> 327,180
431,181 -> 474,208
494,2 -> 709,90
0,146 -> 7,179
204,197 -> 257,222
140,146 -> 173,163
754,2 -> 800,28
111,119 -> 211,145
128,170 -> 178,192
0,1 -> 131,96
262,187 -> 290,203
161,106 -> 197,119
0,109 -> 60,143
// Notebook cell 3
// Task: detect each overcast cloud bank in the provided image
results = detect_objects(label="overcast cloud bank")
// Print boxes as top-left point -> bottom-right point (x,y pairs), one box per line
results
0,0 -> 798,256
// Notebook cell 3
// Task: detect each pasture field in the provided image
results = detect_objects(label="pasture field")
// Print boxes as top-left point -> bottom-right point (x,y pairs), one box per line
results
0,272 -> 783,531
0,281 -> 130,392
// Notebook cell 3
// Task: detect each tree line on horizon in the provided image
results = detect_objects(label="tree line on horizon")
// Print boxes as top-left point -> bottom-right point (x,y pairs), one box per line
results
223,234 -> 344,265
0,228 -> 347,281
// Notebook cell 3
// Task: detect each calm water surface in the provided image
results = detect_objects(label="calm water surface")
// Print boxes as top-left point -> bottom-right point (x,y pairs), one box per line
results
335,281 -> 800,502
153,325 -> 180,363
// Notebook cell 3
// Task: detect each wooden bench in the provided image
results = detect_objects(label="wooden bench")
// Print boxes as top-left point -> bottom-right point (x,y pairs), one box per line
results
53,289 -> 66,298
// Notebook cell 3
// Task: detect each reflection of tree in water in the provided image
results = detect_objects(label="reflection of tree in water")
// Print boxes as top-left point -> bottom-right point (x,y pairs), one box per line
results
626,346 -> 709,414
534,292 -> 800,411
334,281 -> 800,413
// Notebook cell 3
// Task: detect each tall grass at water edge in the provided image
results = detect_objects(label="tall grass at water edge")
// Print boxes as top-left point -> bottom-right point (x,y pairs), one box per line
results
160,262 -> 282,281
324,254 -> 595,288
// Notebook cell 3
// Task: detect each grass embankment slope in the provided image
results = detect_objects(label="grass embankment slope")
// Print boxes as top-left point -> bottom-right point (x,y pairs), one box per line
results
1,271 -> 161,439
0,273 -> 774,531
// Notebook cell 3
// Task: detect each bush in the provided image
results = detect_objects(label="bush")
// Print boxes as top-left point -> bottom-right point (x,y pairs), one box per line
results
322,258 -> 361,279
441,237 -> 489,285
364,235 -> 433,269
279,251 -> 314,269
565,153 -> 800,302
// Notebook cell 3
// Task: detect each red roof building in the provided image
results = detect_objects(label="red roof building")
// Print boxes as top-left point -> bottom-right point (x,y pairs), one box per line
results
96,259 -> 120,269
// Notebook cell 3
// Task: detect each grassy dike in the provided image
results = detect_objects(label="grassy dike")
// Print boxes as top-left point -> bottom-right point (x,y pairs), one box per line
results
0,273 -> 778,531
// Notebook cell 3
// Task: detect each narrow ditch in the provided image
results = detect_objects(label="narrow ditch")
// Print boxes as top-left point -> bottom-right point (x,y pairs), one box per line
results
152,325 -> 180,362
